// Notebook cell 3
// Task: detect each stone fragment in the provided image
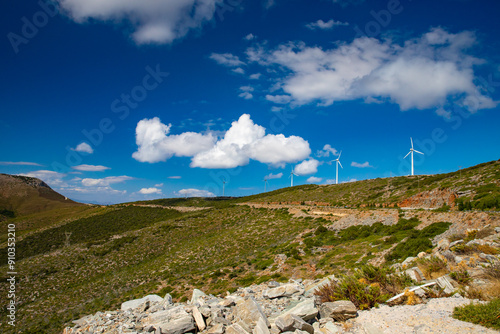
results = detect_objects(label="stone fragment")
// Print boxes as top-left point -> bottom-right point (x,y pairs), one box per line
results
449,240 -> 464,248
281,299 -> 318,321
121,295 -> 163,311
252,317 -> 271,334
405,267 -> 425,282
318,301 -> 357,321
191,289 -> 207,305
193,306 -> 206,331
234,298 -> 270,332
436,275 -> 455,294
226,323 -> 250,334
275,314 -> 313,334
207,323 -> 225,334
264,284 -> 304,299
437,238 -> 450,251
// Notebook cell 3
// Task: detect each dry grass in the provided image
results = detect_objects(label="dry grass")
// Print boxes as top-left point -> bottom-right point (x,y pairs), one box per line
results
417,256 -> 448,279
475,244 -> 499,255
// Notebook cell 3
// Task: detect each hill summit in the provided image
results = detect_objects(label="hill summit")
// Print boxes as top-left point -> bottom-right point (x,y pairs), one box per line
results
0,173 -> 81,218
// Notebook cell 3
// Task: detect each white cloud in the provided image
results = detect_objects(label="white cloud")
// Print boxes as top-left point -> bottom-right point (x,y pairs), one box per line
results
244,33 -> 256,41
316,144 -> 338,157
72,142 -> 93,154
239,86 -> 254,99
177,188 -> 215,197
72,164 -> 110,172
0,161 -> 42,166
266,94 -> 292,104
239,92 -> 254,99
294,159 -> 320,176
56,0 -> 220,45
249,73 -> 262,80
232,67 -> 245,74
210,53 -> 245,67
167,176 -> 182,179
20,170 -> 67,186
132,117 -> 216,163
191,114 -> 310,168
307,176 -> 323,183
351,161 -> 373,168
154,183 -> 164,187
139,187 -> 162,195
81,176 -> 134,187
266,172 -> 283,180
247,28 -> 497,112
306,19 -> 348,30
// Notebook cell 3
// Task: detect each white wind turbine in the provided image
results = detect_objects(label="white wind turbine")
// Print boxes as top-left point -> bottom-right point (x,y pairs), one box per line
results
221,177 -> 227,197
289,168 -> 298,187
404,137 -> 424,176
264,177 -> 269,192
333,151 -> 343,185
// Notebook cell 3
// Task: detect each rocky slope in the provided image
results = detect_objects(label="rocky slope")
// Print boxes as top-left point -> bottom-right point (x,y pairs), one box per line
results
0,173 -> 81,217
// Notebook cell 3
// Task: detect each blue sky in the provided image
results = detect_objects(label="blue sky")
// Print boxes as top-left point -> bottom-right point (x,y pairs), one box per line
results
1,0 -> 499,204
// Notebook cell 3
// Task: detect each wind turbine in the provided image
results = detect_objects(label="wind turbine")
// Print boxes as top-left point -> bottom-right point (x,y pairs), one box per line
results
333,151 -> 343,184
289,168 -> 298,187
221,178 -> 227,197
264,177 -> 269,192
403,137 -> 424,176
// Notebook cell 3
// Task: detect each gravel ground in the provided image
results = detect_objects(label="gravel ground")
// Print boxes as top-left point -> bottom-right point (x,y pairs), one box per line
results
347,296 -> 499,334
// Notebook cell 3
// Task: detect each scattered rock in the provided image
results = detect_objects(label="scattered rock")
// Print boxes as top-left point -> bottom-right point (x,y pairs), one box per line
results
318,301 -> 357,321
275,314 -> 313,334
121,295 -> 164,311
281,299 -> 318,321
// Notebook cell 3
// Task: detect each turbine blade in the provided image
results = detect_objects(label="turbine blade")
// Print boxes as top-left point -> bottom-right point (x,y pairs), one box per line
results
410,137 -> 413,148
338,150 -> 342,159
339,161 -> 343,169
404,151 -> 411,159
414,150 -> 424,155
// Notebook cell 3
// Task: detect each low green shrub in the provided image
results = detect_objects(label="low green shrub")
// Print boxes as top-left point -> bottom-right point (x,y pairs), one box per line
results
453,298 -> 500,330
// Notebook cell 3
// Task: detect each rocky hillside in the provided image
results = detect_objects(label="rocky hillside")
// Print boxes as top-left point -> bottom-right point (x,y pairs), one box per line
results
0,173 -> 82,217
62,226 -> 500,334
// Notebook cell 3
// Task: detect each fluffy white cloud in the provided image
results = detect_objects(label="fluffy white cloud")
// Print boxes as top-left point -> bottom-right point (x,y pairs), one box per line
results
306,19 -> 348,30
307,176 -> 323,183
82,176 -> 134,187
132,117 -> 216,163
177,188 -> 215,197
239,86 -> 254,99
351,161 -> 373,168
249,73 -> 262,80
266,172 -> 283,180
72,164 -> 110,172
210,53 -> 245,67
56,0 -> 220,44
247,28 -> 496,112
191,114 -> 310,168
294,159 -> 320,176
244,33 -> 256,41
139,187 -> 162,195
316,144 -> 338,157
72,142 -> 93,154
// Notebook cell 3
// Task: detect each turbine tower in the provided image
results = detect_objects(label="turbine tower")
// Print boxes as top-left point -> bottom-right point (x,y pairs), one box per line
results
264,177 -> 269,192
333,151 -> 343,184
403,137 -> 424,176
289,168 -> 298,187
221,178 -> 227,197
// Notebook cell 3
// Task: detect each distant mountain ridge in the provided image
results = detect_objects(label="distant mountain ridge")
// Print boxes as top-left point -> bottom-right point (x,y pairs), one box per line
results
0,173 -> 82,217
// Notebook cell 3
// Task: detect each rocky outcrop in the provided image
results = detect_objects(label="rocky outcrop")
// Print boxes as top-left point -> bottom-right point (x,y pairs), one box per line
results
397,188 -> 458,209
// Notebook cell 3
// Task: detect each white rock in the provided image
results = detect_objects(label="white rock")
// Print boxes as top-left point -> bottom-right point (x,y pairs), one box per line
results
121,295 -> 163,311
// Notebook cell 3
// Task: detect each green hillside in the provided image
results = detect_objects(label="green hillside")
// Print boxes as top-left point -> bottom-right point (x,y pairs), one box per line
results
0,160 -> 498,333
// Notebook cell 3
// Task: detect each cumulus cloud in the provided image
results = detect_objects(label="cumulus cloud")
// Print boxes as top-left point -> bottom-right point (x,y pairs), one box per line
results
351,161 -> 373,168
294,159 -> 320,176
307,176 -> 323,183
246,28 -> 496,112
266,172 -> 283,180
177,188 -> 215,197
210,53 -> 245,67
72,164 -> 110,172
306,19 -> 348,30
56,0 -> 221,44
132,117 -> 216,163
249,73 -> 262,80
191,114 -> 311,168
139,187 -> 162,195
72,142 -> 93,154
81,176 -> 134,187
239,86 -> 254,99
316,144 -> 338,157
